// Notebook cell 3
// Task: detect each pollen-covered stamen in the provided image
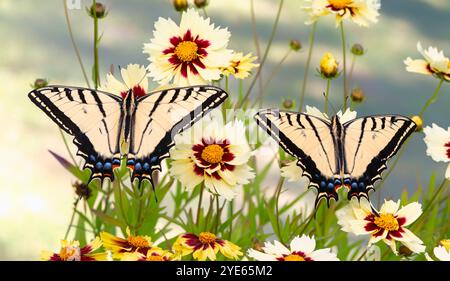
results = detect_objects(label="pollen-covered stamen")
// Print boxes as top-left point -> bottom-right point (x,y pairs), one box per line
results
374,214 -> 399,231
175,41 -> 199,62
284,254 -> 305,261
201,144 -> 224,164
327,0 -> 353,10
127,235 -> 151,248
445,142 -> 450,159
59,245 -> 81,261
147,255 -> 165,261
198,232 -> 216,244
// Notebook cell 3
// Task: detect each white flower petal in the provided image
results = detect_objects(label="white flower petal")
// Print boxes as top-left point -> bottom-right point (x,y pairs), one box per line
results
380,200 -> 400,214
247,249 -> 278,261
395,202 -> 422,226
433,246 -> 450,261
289,235 -> 316,254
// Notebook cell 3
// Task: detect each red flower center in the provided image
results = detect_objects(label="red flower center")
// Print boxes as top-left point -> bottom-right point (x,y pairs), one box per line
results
120,85 -> 146,99
164,29 -> 210,78
445,142 -> 450,159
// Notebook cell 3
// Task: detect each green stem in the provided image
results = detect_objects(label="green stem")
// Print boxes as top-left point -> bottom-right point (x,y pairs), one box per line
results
348,54 -> 356,89
62,0 -> 91,88
324,78 -> 331,115
196,183 -> 204,226
299,22 -> 317,111
93,0 -> 100,89
274,177 -> 285,242
250,0 -> 264,97
214,195 -> 220,233
236,0 -> 284,109
64,199 -> 80,239
419,79 -> 444,117
254,49 -> 292,107
413,178 -> 449,230
202,8 -> 208,17
340,22 -> 348,110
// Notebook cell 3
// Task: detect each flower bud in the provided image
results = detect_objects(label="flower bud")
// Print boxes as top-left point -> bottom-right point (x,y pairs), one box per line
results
194,0 -> 208,8
351,87 -> 365,103
351,43 -> 365,56
73,181 -> 92,200
319,52 -> 339,79
411,115 -> 423,132
173,0 -> 188,12
33,78 -> 48,89
89,2 -> 106,18
289,40 -> 302,52
282,98 -> 295,109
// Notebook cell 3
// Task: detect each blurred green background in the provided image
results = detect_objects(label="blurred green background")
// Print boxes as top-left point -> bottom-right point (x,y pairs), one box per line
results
0,0 -> 449,260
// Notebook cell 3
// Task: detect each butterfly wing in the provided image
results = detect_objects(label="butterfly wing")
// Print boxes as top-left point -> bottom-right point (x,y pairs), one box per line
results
255,109 -> 341,205
128,85 -> 228,184
28,86 -> 123,182
343,115 -> 416,199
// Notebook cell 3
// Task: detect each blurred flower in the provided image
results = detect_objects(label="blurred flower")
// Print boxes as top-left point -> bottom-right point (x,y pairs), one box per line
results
350,87 -> 365,103
33,78 -> 48,89
319,52 -> 339,79
173,0 -> 188,12
41,237 -> 107,261
173,232 -> 242,261
100,228 -> 153,260
73,181 -> 92,200
336,199 -> 425,254
194,0 -> 208,9
423,124 -> 450,179
411,115 -> 423,132
281,160 -> 303,182
222,52 -> 259,79
289,39 -> 302,51
88,2 -> 107,19
121,247 -> 176,261
351,43 -> 365,56
282,98 -> 295,109
170,119 -> 254,200
247,235 -> 339,261
404,42 -> 450,81
433,240 -> 450,261
305,105 -> 357,123
303,0 -> 380,27
144,8 -> 233,86
101,64 -> 148,98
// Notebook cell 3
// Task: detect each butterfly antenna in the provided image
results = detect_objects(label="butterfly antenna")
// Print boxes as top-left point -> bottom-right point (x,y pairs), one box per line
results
322,92 -> 339,116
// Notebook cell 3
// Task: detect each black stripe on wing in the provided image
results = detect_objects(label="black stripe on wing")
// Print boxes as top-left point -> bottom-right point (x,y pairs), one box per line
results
254,109 -> 339,207
28,86 -> 123,184
343,115 -> 416,200
128,85 -> 229,186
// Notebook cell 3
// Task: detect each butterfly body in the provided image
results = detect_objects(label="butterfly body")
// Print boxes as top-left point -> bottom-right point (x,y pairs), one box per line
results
29,85 -> 228,187
255,109 -> 416,206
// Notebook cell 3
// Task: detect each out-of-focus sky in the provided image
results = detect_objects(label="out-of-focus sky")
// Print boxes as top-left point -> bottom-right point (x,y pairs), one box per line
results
0,0 -> 449,260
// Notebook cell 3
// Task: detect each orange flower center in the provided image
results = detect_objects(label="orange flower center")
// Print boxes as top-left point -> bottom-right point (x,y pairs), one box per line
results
284,254 -> 305,261
201,144 -> 224,164
175,41 -> 198,62
440,239 -> 450,251
328,0 -> 353,9
374,214 -> 399,231
147,255 -> 165,261
127,235 -> 151,248
199,232 -> 216,244
59,246 -> 80,261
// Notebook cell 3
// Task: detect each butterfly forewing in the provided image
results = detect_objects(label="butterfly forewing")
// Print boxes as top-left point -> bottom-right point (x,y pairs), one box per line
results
343,115 -> 416,198
129,86 -> 228,183
29,86 -> 124,181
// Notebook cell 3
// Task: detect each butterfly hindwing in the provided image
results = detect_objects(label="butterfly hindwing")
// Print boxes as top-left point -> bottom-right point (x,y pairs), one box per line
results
29,86 -> 124,182
343,115 -> 416,199
128,85 -> 228,184
255,109 -> 341,205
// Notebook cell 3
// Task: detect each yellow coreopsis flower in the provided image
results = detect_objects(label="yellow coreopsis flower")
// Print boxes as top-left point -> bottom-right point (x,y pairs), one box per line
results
173,232 -> 242,261
303,0 -> 381,27
100,228 -> 153,260
222,52 -> 259,79
41,237 -> 107,261
121,247 -> 176,261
